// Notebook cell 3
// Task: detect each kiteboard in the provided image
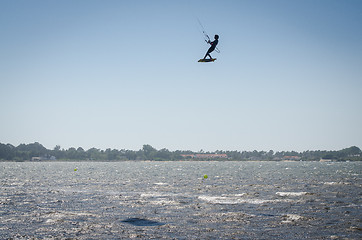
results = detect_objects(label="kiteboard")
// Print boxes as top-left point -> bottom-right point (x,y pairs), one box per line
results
198,58 -> 216,62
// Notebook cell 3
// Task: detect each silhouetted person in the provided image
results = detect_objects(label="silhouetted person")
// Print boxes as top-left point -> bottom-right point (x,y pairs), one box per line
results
203,34 -> 219,60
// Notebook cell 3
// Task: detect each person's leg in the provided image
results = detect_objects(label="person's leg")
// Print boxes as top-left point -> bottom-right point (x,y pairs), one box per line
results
203,52 -> 208,60
204,49 -> 212,59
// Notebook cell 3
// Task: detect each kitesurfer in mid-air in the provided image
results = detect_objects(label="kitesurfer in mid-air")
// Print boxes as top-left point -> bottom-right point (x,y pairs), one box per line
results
203,34 -> 219,60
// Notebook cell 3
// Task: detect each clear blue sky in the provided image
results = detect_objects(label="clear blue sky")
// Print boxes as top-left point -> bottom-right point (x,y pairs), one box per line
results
1,0 -> 361,152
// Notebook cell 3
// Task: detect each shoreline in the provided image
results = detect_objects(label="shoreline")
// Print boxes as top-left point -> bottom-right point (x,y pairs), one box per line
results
0,159 -> 357,163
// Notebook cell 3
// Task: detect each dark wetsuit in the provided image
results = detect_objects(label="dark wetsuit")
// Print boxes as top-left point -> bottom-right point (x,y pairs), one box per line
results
207,39 -> 218,54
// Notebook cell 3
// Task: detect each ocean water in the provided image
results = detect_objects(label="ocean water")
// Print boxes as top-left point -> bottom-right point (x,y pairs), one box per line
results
0,161 -> 361,239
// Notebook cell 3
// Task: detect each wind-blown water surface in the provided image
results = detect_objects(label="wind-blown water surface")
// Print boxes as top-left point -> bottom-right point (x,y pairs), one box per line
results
1,161 -> 361,239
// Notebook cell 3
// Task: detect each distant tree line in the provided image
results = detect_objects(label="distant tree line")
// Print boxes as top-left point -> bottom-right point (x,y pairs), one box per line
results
0,142 -> 361,162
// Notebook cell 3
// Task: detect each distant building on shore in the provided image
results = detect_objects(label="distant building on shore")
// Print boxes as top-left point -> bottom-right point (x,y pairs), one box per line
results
181,153 -> 228,159
282,156 -> 301,161
31,155 -> 56,161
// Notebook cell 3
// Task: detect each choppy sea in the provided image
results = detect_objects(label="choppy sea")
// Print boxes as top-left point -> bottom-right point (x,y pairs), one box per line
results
0,161 -> 361,239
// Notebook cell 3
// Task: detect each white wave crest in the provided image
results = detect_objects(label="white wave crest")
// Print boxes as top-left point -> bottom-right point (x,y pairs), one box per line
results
198,195 -> 290,205
276,192 -> 308,197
